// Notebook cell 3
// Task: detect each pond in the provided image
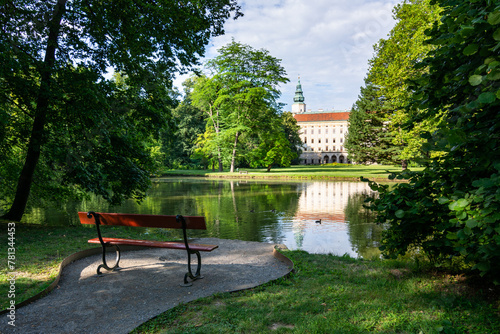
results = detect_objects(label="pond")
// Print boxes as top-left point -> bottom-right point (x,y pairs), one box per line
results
23,178 -> 383,258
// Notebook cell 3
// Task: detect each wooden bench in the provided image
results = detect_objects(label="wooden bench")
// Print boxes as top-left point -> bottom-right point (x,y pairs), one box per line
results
78,211 -> 218,286
239,170 -> 248,174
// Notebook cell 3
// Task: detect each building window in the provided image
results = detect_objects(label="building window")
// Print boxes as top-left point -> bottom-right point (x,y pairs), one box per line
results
333,146 -> 336,151
326,146 -> 329,151
304,137 -> 307,143
340,138 -> 343,143
325,128 -> 328,134
304,129 -> 307,134
326,138 -> 328,143
333,129 -> 335,134
340,129 -> 343,133
318,129 -> 321,134
311,139 -> 314,144
318,139 -> 321,144
333,139 -> 336,143
311,129 -> 314,134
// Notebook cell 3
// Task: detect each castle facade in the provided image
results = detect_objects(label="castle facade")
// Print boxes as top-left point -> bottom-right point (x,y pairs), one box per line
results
291,79 -> 350,165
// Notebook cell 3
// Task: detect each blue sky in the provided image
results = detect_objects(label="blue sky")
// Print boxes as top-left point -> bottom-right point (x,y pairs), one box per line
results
175,0 -> 399,111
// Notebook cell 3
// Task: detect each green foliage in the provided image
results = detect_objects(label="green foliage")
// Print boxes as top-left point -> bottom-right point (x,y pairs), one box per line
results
345,82 -> 399,165
367,0 -> 500,282
133,250 -> 500,333
190,41 -> 290,172
360,0 -> 442,164
279,111 -> 302,164
162,78 -> 206,169
0,0 -> 241,220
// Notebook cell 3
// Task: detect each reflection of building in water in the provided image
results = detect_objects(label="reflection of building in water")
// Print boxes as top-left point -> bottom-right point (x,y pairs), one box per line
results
295,182 -> 372,221
291,181 -> 373,251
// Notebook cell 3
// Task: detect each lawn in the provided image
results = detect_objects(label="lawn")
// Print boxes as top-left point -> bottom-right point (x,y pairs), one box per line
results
132,250 -> 500,334
162,164 -> 422,181
1,223 -> 499,333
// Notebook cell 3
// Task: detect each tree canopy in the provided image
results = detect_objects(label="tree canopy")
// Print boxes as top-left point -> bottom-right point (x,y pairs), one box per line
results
367,0 -> 500,281
348,0 -> 441,166
191,41 -> 292,172
345,81 -> 398,165
0,0 -> 241,221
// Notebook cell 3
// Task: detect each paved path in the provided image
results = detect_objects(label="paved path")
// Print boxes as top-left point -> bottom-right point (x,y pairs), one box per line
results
1,238 -> 292,334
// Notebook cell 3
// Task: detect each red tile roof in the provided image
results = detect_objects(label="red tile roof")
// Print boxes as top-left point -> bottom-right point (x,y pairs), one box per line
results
293,112 -> 350,122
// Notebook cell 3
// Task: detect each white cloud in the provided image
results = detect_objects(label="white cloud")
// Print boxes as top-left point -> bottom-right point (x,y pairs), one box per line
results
175,0 -> 399,111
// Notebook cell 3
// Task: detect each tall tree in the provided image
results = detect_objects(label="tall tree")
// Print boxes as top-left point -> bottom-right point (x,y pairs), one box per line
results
280,111 -> 302,164
345,81 -> 398,164
367,0 -> 500,281
0,0 -> 241,221
193,41 -> 289,172
190,75 -> 225,171
365,0 -> 442,165
165,78 -> 206,168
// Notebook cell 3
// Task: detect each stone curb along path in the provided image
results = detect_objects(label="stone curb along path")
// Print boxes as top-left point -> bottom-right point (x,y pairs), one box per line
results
0,238 -> 293,334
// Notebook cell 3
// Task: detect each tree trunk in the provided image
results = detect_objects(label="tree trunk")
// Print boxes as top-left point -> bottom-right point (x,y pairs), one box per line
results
401,159 -> 408,170
229,131 -> 239,173
1,0 -> 66,221
217,148 -> 223,172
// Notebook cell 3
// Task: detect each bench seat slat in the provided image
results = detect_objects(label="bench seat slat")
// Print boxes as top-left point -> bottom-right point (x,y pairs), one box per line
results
78,212 -> 207,230
88,237 -> 218,252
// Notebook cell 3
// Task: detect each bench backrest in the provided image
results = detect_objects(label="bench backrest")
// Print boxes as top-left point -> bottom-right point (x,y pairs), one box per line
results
78,212 -> 207,230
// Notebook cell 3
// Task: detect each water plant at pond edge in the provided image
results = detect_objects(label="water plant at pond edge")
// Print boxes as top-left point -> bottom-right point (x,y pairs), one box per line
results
132,250 -> 500,333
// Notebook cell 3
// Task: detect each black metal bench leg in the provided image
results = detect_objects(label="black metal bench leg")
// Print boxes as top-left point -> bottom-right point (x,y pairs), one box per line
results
181,250 -> 204,287
97,243 -> 121,276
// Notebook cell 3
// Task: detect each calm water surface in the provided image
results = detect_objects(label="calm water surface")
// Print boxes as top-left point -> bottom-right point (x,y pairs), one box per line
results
23,178 -> 382,258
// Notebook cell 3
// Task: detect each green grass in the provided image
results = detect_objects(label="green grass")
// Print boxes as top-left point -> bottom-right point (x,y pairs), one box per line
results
2,223 -> 498,333
161,164 -> 423,181
133,251 -> 500,334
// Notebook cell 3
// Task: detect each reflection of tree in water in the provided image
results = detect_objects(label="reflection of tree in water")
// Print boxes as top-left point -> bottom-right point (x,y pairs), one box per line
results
293,223 -> 305,249
137,179 -> 302,244
345,191 -> 383,259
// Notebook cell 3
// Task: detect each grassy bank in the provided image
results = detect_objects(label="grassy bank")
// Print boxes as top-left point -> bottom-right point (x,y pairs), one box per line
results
133,250 -> 499,333
2,223 -> 499,333
161,164 -> 423,181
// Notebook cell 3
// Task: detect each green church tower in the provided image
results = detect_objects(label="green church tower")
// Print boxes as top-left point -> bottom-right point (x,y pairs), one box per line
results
291,77 -> 306,114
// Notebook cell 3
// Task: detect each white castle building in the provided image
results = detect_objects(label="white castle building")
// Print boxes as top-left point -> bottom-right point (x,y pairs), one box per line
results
291,79 -> 350,165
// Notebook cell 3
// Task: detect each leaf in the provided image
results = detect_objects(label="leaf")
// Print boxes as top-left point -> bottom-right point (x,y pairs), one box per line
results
477,92 -> 496,104
487,70 -> 500,81
494,28 -> 500,41
469,74 -> 483,86
438,197 -> 450,204
466,219 -> 478,228
463,44 -> 478,55
449,198 -> 469,211
395,209 -> 405,218
488,11 -> 500,25
446,232 -> 458,240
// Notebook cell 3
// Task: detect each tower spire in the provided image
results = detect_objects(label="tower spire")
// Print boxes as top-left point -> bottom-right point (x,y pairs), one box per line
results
293,76 -> 305,103
291,76 -> 306,114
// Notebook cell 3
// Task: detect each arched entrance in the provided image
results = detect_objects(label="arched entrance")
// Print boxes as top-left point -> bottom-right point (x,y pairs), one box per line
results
323,155 -> 330,164
331,155 -> 337,163
339,155 -> 345,163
